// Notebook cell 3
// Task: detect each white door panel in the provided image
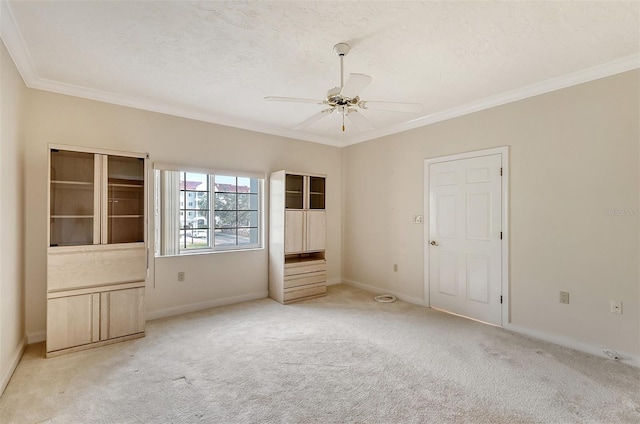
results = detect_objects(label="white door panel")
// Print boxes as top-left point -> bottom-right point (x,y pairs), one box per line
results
436,195 -> 457,237
466,193 -> 491,240
429,154 -> 502,325
467,254 -> 490,303
437,250 -> 458,296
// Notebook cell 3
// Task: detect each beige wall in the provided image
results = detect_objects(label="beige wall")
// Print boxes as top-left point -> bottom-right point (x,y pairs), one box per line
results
343,70 -> 640,357
24,90 -> 342,337
0,41 -> 26,393
4,40 -> 639,363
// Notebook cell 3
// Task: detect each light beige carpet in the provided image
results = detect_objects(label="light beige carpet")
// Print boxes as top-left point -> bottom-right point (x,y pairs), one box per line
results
1,284 -> 639,423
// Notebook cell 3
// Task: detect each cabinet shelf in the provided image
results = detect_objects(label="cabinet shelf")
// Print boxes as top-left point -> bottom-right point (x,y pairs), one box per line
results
108,215 -> 143,218
51,215 -> 93,219
52,180 -> 93,186
109,183 -> 143,188
285,252 -> 326,263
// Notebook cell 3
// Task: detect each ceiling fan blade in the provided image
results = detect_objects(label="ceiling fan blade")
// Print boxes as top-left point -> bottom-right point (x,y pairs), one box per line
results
358,100 -> 423,113
340,73 -> 372,99
291,108 -> 335,131
265,96 -> 327,105
346,109 -> 374,131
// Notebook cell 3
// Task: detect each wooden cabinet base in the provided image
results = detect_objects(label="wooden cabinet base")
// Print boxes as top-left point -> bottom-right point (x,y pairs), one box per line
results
46,284 -> 145,356
283,282 -> 327,303
46,332 -> 144,358
271,258 -> 327,304
283,292 -> 327,304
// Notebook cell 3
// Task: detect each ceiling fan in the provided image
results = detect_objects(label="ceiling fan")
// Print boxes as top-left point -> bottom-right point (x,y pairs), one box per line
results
265,43 -> 423,132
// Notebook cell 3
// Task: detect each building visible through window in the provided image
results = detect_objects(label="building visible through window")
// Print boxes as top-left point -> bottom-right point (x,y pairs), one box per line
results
155,168 -> 262,256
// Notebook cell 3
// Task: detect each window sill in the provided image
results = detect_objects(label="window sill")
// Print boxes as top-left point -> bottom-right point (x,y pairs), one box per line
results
155,246 -> 264,259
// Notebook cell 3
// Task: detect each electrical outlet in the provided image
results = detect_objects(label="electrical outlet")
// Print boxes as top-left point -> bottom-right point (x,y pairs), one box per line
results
559,291 -> 570,304
178,271 -> 185,282
413,215 -> 424,224
610,300 -> 622,314
393,264 -> 398,272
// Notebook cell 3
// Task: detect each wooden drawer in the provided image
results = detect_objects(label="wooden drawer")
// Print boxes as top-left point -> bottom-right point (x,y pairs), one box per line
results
284,271 -> 326,289
283,282 -> 326,302
284,260 -> 326,276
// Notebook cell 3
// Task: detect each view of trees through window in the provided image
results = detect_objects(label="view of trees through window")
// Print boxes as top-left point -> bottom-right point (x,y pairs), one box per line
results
179,172 -> 259,251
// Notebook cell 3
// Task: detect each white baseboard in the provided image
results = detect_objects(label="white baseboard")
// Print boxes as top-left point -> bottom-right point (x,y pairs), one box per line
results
27,331 -> 46,344
342,279 -> 426,306
505,323 -> 640,368
343,279 -> 639,368
1,336 -> 26,396
146,291 -> 269,321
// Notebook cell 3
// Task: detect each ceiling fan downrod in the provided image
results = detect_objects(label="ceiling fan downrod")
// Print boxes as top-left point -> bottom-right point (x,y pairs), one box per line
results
334,43 -> 350,89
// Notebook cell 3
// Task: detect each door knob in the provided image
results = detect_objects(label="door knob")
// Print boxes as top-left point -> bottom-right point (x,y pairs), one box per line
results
430,240 -> 438,246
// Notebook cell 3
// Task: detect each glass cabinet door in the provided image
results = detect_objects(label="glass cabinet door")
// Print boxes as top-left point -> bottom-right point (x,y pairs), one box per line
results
285,174 -> 304,209
50,150 -> 145,247
308,176 -> 325,209
50,150 -> 96,246
106,156 -> 144,244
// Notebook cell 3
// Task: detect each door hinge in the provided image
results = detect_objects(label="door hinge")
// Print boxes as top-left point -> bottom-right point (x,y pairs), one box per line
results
500,231 -> 503,240
500,167 -> 503,176
500,295 -> 503,304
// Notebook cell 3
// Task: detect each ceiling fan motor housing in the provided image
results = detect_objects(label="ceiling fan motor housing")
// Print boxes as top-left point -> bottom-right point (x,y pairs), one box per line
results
326,87 -> 359,106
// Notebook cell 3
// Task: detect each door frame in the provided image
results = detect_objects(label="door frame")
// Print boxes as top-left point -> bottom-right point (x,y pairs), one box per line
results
423,146 -> 510,326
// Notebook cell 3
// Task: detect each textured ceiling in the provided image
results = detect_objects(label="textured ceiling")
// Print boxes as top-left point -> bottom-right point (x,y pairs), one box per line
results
2,1 -> 639,146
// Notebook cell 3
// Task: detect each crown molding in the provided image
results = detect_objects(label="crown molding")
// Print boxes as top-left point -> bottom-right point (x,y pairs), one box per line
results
0,0 -> 38,83
342,53 -> 640,146
28,76 -> 343,146
2,0 -> 638,148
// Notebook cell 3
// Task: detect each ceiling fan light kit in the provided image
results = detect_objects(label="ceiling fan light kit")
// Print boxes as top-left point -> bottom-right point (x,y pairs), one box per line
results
265,43 -> 423,133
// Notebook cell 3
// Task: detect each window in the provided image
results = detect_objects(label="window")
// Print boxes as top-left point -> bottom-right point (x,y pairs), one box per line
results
154,167 -> 263,256
179,172 -> 209,250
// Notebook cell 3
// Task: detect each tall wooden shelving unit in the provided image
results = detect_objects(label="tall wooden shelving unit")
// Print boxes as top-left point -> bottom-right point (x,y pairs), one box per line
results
269,171 -> 327,304
46,145 -> 147,357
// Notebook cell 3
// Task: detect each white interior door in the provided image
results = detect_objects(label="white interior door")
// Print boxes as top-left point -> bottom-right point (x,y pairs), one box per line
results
428,154 -> 502,325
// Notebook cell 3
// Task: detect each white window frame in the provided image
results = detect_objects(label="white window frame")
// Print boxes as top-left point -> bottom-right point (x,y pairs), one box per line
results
154,163 -> 264,257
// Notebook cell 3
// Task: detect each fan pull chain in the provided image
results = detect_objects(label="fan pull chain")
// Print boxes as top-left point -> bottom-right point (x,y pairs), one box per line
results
342,113 -> 345,132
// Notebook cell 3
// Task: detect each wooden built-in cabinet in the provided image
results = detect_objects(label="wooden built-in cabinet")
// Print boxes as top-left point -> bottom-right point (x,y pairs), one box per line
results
46,286 -> 144,353
47,146 -> 147,357
269,171 -> 327,304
